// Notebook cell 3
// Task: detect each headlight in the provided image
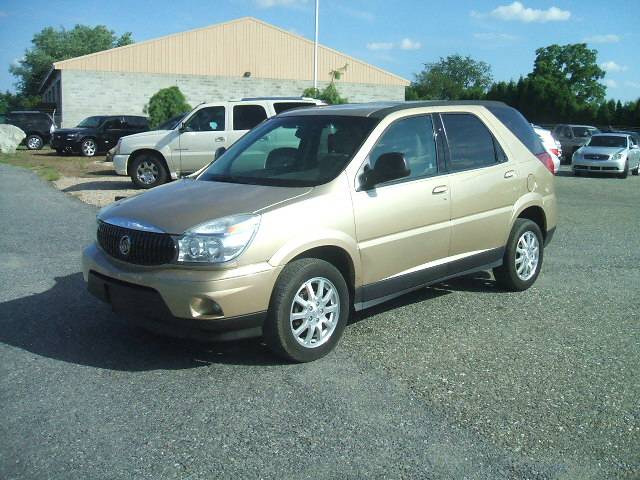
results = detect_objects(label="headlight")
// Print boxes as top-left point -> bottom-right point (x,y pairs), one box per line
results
612,153 -> 623,160
176,214 -> 260,263
66,133 -> 79,139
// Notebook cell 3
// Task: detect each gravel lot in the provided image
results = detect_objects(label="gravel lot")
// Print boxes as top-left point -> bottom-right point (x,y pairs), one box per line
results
0,164 -> 638,479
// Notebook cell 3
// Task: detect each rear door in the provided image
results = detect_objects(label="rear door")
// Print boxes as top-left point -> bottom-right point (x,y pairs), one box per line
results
227,103 -> 269,146
100,117 -> 125,151
441,112 -> 518,270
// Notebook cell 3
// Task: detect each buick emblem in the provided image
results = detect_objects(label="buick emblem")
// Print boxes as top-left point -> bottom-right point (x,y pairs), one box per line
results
119,235 -> 131,256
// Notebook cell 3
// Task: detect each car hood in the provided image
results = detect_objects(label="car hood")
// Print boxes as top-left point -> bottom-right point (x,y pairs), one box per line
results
55,127 -> 91,135
579,146 -> 626,156
98,179 -> 313,234
122,129 -> 171,140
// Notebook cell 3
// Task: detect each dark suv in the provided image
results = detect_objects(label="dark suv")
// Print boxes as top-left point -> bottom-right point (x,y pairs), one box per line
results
5,111 -> 57,150
51,115 -> 149,157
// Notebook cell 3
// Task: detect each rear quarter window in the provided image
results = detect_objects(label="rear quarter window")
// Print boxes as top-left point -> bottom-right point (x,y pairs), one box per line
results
274,102 -> 316,114
487,105 -> 545,155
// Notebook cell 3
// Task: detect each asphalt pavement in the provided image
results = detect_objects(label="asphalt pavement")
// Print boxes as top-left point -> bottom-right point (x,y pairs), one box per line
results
0,163 -> 638,479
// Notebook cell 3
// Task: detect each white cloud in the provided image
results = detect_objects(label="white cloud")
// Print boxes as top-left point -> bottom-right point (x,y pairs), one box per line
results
255,0 -> 307,8
399,38 -> 421,50
583,34 -> 620,44
625,81 -> 640,89
367,39 -> 421,51
472,2 -> 571,23
600,61 -> 628,72
603,79 -> 618,88
473,32 -> 518,41
366,42 -> 394,51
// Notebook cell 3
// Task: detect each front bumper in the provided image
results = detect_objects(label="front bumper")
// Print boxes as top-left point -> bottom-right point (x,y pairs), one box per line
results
50,136 -> 82,151
82,243 -> 281,340
572,158 -> 625,173
113,154 -> 130,175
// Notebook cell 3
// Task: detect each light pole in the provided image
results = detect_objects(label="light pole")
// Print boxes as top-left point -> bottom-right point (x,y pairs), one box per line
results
313,0 -> 319,90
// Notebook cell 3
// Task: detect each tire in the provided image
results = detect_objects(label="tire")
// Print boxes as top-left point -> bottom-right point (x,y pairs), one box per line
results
55,148 -> 64,155
618,161 -> 628,179
573,169 -> 581,177
130,153 -> 168,189
264,258 -> 350,363
632,165 -> 639,176
26,134 -> 43,150
80,138 -> 97,157
493,219 -> 544,292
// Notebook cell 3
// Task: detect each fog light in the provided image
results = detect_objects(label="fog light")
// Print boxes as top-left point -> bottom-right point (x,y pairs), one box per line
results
190,297 -> 223,318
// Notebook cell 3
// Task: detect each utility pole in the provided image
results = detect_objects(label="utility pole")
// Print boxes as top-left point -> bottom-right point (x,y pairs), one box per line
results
313,0 -> 319,90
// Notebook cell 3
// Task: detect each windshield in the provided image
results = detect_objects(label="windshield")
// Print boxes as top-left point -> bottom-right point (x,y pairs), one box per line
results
77,116 -> 105,128
588,136 -> 627,148
573,126 -> 599,138
155,112 -> 188,131
198,115 -> 378,187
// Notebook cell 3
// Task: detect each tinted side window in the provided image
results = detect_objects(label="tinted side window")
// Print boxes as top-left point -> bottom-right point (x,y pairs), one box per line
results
487,105 -> 545,155
124,116 -> 148,130
274,102 -> 314,114
369,115 -> 438,181
186,107 -> 225,132
442,113 -> 499,172
233,105 -> 268,130
102,118 -> 123,130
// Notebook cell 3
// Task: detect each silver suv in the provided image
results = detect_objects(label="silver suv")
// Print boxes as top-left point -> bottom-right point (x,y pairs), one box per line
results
112,97 -> 324,188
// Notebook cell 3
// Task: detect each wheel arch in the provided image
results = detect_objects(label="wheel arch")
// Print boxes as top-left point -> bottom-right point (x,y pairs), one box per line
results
127,149 -> 170,177
516,205 -> 547,240
289,246 -> 357,299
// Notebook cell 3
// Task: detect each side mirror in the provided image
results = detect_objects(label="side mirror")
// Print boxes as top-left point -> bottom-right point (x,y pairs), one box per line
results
178,121 -> 187,133
631,144 -> 639,150
214,146 -> 226,160
360,152 -> 410,190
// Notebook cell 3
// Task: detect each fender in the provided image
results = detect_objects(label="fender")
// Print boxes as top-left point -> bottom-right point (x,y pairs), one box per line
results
268,228 -> 362,287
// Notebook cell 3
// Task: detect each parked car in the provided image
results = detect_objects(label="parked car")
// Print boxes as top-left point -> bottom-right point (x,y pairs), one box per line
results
111,97 -> 325,188
5,111 -> 56,150
51,115 -> 149,157
572,133 -> 640,179
533,125 -> 560,174
552,124 -> 600,164
83,100 -> 557,362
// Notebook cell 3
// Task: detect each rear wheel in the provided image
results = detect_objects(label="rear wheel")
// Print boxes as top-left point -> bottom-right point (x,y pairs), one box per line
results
264,258 -> 349,363
130,153 -> 168,189
26,134 -> 43,150
493,219 -> 544,291
80,138 -> 97,157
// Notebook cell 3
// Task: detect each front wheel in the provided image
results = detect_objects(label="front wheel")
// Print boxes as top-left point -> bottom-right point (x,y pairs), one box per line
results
26,134 -> 43,150
130,154 -> 168,189
80,138 -> 97,157
618,161 -> 629,179
264,258 -> 349,362
493,219 -> 544,291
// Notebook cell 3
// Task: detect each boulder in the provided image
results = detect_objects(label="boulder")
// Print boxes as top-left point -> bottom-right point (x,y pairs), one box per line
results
0,124 -> 26,154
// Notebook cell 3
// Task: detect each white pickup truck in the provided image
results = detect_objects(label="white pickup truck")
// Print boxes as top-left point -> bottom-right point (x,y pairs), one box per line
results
112,97 -> 324,188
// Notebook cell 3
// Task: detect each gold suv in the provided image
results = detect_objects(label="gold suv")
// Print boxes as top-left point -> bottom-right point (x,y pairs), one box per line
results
83,101 -> 557,362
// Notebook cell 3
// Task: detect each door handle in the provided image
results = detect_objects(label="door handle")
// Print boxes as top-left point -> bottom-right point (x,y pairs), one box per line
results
215,137 -> 225,142
504,170 -> 516,178
432,185 -> 448,194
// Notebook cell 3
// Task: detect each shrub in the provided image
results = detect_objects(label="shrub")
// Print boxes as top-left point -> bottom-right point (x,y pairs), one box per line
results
144,86 -> 191,128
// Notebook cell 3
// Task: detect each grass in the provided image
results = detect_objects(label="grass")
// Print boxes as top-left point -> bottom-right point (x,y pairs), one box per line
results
0,147 -> 111,181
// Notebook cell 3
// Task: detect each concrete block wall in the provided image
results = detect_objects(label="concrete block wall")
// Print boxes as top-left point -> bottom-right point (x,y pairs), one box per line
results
60,70 -> 406,127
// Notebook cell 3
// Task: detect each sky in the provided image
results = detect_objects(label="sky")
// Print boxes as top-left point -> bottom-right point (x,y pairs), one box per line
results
0,0 -> 638,101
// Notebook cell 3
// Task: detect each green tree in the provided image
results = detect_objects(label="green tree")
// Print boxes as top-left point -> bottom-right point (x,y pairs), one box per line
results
530,43 -> 605,104
302,64 -> 349,104
144,86 -> 192,128
407,54 -> 493,100
10,25 -> 133,98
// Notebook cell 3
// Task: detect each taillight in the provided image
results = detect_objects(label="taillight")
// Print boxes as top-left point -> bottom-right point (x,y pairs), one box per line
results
551,148 -> 559,157
536,152 -> 555,174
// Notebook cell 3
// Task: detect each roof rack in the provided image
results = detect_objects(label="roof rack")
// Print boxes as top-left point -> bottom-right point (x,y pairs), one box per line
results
239,96 -> 317,101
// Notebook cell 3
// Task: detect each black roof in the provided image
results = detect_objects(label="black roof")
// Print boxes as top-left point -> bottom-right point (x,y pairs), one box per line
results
279,100 -> 509,119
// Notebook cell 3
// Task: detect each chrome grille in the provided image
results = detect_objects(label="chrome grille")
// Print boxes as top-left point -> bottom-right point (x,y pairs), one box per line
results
584,154 -> 609,160
97,221 -> 176,265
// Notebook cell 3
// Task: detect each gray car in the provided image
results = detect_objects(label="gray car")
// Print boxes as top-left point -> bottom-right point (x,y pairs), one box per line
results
572,133 -> 640,179
553,124 -> 600,163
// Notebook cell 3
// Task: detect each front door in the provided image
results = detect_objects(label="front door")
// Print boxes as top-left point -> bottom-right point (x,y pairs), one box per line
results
441,112 -> 520,270
100,117 -> 125,152
351,114 -> 451,303
178,105 -> 227,173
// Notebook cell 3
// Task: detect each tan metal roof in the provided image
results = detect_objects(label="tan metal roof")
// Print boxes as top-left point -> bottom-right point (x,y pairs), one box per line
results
53,17 -> 409,86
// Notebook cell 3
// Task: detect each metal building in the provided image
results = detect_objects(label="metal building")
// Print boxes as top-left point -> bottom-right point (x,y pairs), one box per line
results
39,17 -> 409,127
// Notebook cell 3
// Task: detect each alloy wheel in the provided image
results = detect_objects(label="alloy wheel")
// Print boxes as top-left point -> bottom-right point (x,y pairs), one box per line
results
136,160 -> 159,185
82,140 -> 97,156
515,231 -> 539,281
289,277 -> 340,348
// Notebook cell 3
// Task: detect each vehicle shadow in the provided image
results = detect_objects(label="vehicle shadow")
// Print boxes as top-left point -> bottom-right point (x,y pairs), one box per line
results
61,180 -> 136,192
0,273 -> 279,371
